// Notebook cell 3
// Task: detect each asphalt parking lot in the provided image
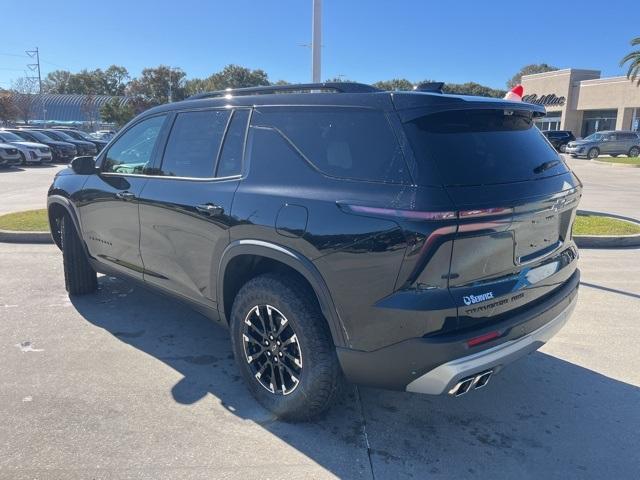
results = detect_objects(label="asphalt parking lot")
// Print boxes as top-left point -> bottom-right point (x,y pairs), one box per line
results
1,242 -> 639,479
0,164 -> 65,215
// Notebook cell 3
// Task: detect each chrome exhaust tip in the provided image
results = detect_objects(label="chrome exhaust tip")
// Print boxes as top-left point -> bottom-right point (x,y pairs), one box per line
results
472,370 -> 493,390
448,370 -> 494,396
448,377 -> 475,396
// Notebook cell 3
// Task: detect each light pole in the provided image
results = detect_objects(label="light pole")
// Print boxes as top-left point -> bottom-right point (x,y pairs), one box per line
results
311,0 -> 322,83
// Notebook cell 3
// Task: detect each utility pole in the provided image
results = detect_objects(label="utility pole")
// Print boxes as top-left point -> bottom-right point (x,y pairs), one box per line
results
26,47 -> 45,124
311,0 -> 322,83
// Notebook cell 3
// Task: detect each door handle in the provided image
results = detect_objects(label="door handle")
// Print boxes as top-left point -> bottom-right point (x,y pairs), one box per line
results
116,191 -> 136,201
196,203 -> 224,216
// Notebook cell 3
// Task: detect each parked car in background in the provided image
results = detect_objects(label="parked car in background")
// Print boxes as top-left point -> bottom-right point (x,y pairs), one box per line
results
566,131 -> 640,159
0,130 -> 52,165
48,82 -> 581,421
542,130 -> 575,153
35,129 -> 97,156
55,129 -> 108,152
0,142 -> 21,168
9,129 -> 77,163
92,130 -> 116,141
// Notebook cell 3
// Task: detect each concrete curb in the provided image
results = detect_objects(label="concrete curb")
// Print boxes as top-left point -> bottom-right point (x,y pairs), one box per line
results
574,210 -> 640,249
0,229 -> 53,244
591,159 -> 640,168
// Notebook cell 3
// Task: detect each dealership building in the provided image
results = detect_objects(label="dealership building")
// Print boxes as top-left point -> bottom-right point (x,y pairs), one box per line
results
521,68 -> 640,137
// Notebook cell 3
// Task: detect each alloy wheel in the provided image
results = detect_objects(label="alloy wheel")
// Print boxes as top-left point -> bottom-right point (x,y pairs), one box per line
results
242,305 -> 302,395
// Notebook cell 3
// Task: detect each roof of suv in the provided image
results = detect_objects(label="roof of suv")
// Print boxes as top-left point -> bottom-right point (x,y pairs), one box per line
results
143,82 -> 546,118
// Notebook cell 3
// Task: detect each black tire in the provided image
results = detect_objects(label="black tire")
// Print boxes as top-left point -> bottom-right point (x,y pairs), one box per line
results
61,214 -> 97,295
629,146 -> 640,158
230,273 -> 342,421
19,152 -> 27,166
587,148 -> 599,159
559,144 -> 567,153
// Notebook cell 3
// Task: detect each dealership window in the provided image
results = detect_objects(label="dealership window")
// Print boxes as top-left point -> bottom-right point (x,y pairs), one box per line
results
535,112 -> 561,131
581,109 -> 618,137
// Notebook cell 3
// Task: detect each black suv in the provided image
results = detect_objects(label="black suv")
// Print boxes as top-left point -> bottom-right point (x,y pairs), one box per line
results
37,129 -> 98,156
542,130 -> 575,153
47,83 -> 581,421
54,128 -> 109,153
9,129 -> 78,163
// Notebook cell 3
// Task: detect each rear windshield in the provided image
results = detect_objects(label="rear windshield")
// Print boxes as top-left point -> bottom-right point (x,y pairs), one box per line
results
403,109 -> 567,186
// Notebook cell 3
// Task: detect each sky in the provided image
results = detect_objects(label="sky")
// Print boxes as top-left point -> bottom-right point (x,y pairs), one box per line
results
1,0 -> 639,90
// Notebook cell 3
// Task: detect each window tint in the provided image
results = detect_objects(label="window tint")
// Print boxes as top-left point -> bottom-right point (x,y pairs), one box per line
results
404,109 -> 568,186
217,109 -> 249,177
103,115 -> 166,174
253,107 -> 409,183
249,126 -> 303,174
160,109 -> 230,178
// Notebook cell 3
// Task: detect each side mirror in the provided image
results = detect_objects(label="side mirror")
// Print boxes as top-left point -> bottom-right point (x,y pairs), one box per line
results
70,156 -> 97,175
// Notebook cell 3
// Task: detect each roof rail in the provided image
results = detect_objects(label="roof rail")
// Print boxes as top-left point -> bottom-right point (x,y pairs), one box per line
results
188,82 -> 380,100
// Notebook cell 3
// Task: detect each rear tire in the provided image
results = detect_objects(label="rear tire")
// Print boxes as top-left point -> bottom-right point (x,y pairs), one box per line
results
629,146 -> 640,158
559,144 -> 567,153
587,148 -> 599,159
230,273 -> 342,422
19,152 -> 26,166
61,214 -> 97,295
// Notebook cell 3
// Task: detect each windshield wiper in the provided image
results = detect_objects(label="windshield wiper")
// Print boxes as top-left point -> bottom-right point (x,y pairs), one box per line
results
533,160 -> 560,174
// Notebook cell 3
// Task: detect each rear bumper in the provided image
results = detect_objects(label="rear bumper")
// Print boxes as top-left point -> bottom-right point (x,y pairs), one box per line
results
406,293 -> 576,394
337,269 -> 579,393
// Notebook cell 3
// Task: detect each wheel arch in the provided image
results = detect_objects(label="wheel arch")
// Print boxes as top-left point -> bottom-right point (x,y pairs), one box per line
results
217,240 -> 347,347
47,195 -> 83,252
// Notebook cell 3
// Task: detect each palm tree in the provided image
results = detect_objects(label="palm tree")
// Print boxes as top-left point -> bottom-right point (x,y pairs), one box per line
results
620,37 -> 640,86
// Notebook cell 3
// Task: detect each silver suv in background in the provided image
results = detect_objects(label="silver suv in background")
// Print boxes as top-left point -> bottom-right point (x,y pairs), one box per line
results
0,143 -> 21,168
0,130 -> 53,165
566,130 -> 640,159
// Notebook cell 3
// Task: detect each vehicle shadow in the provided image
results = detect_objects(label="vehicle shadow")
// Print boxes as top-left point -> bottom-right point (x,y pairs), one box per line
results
0,166 -> 25,172
71,275 -> 640,479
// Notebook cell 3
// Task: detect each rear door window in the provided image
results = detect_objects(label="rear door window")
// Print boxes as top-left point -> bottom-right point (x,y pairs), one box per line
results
403,109 -> 568,186
160,109 -> 230,178
253,107 -> 410,184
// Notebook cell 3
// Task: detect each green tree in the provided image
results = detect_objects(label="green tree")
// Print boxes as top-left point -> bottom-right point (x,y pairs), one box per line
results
100,98 -> 135,127
185,64 -> 270,95
443,82 -> 506,98
507,64 -> 558,88
620,37 -> 640,86
0,90 -> 18,125
373,78 -> 414,91
43,65 -> 130,95
126,65 -> 187,107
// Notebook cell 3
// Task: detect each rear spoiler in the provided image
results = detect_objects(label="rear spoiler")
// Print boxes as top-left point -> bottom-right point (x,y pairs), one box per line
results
392,94 -> 547,123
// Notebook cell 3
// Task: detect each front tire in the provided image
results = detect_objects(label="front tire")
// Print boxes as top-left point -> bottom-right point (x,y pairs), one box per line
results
559,144 -> 567,153
230,273 -> 342,421
587,148 -> 599,159
629,146 -> 640,157
61,214 -> 97,295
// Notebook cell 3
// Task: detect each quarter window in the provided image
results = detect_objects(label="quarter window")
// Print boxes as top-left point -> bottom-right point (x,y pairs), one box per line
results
253,107 -> 410,184
217,109 -> 249,177
160,110 -> 230,178
102,115 -> 166,174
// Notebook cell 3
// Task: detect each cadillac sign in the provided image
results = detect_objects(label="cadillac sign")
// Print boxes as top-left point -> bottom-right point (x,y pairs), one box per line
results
522,93 -> 566,107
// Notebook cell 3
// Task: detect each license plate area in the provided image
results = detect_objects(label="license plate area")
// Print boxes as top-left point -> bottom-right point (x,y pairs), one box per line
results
515,212 -> 560,264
